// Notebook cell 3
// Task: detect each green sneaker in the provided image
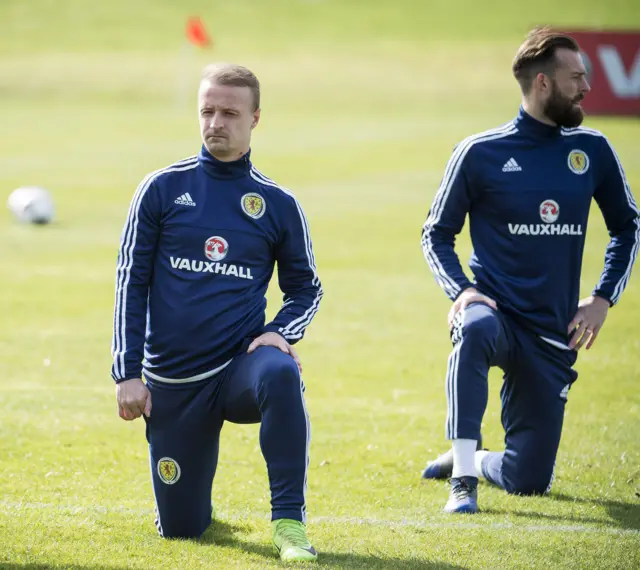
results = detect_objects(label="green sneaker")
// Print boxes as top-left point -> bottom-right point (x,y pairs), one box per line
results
272,519 -> 317,562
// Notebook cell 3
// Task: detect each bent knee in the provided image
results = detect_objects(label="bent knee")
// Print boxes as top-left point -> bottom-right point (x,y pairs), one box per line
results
457,309 -> 500,346
504,471 -> 554,496
259,350 -> 301,392
155,509 -> 211,540
158,522 -> 208,540
260,349 -> 299,377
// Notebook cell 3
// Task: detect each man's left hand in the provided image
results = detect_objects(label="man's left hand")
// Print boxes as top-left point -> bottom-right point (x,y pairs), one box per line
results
247,332 -> 302,373
568,295 -> 610,351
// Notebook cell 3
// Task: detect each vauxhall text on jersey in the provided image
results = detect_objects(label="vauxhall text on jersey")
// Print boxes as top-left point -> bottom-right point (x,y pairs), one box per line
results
111,147 -> 323,383
421,108 -> 639,348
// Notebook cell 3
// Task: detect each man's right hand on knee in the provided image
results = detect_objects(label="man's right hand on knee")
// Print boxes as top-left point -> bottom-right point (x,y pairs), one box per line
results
116,378 -> 152,421
448,287 -> 497,329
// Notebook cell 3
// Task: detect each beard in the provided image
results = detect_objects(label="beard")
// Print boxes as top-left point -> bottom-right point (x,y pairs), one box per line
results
543,82 -> 585,128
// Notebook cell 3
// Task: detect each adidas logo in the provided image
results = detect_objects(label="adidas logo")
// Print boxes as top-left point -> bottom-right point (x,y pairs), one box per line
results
174,192 -> 196,207
502,158 -> 522,172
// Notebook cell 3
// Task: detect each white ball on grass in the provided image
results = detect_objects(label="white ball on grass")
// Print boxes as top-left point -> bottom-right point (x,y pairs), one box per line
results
7,186 -> 55,225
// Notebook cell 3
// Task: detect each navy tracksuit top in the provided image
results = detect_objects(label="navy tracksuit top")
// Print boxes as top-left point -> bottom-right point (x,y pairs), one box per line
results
112,147 -> 323,383
422,108 -> 639,348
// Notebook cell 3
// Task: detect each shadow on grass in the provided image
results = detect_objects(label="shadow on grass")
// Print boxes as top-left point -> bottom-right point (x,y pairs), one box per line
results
552,492 -> 640,531
3,521 -> 468,570
482,492 -> 640,531
199,519 -> 470,569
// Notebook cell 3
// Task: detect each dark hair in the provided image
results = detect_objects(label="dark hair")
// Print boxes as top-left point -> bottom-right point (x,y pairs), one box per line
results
512,27 -> 580,94
201,64 -> 260,110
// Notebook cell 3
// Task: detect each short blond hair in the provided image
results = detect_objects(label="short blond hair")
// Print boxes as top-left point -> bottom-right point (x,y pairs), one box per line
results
201,63 -> 260,110
512,27 -> 581,94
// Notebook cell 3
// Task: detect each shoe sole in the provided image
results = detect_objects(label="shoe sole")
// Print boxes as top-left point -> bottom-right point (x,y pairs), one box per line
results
276,546 -> 318,562
444,504 -> 478,514
281,553 -> 318,562
422,436 -> 484,481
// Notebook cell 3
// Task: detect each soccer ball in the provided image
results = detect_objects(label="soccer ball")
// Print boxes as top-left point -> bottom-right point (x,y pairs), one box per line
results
7,186 -> 55,225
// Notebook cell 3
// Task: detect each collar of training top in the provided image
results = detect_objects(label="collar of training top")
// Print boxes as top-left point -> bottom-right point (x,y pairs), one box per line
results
198,145 -> 252,179
514,106 -> 562,139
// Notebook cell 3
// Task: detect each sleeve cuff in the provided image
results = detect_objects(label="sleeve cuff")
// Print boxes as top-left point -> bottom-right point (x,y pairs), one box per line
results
112,374 -> 142,384
592,291 -> 614,307
452,283 -> 475,302
261,324 -> 287,338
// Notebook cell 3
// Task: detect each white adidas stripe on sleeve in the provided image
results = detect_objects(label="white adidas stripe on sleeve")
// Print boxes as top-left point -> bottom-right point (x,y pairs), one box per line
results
422,123 -> 517,299
249,167 -> 323,341
112,158 -> 198,379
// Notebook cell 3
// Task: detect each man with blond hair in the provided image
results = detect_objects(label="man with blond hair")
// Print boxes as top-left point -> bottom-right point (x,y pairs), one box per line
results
111,63 -> 322,561
420,28 -> 639,513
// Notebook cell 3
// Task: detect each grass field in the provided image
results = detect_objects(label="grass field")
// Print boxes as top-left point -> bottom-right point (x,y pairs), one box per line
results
1,1 -> 639,568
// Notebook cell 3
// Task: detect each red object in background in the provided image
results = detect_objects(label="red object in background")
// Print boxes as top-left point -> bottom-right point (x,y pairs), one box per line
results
563,30 -> 640,116
186,17 -> 211,47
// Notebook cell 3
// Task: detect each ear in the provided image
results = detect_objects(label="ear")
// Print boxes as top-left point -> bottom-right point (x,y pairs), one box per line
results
251,108 -> 261,130
534,72 -> 552,93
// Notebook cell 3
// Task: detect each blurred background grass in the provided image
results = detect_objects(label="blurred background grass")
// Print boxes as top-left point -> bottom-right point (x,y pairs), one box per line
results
0,1 -> 639,568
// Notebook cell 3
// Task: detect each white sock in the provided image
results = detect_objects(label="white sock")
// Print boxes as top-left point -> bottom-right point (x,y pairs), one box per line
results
475,450 -> 490,479
451,439 -> 477,478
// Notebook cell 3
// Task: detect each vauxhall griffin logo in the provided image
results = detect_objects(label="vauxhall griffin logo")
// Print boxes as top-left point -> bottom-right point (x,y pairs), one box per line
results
540,200 -> 560,223
169,235 -> 254,280
204,236 -> 228,262
508,199 -> 583,237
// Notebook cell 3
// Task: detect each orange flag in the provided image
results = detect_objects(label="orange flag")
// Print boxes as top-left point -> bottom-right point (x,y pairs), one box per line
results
185,17 -> 211,47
